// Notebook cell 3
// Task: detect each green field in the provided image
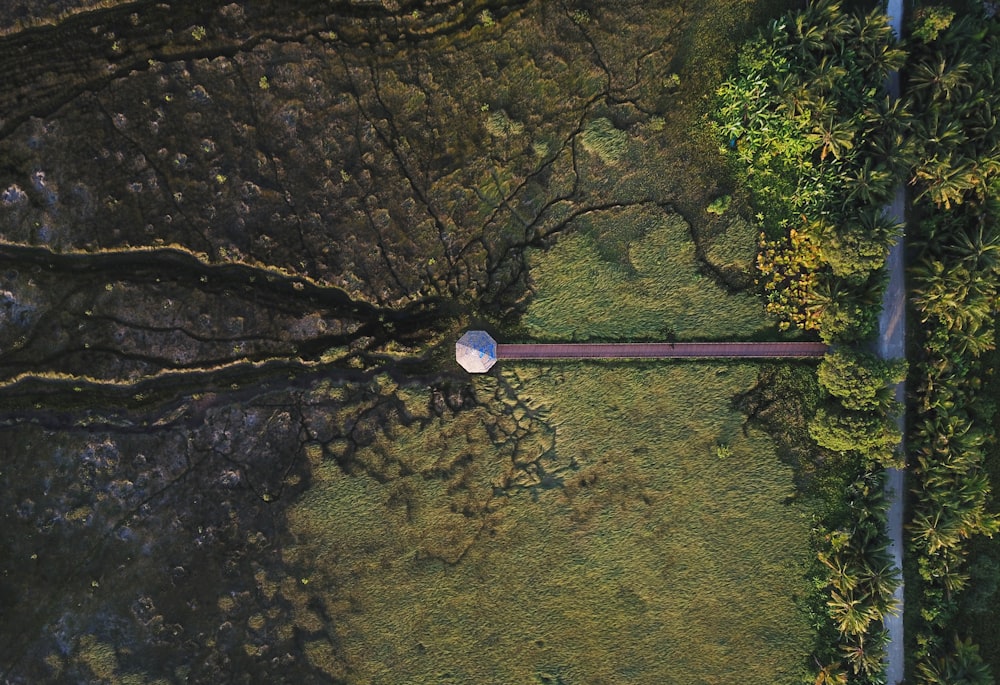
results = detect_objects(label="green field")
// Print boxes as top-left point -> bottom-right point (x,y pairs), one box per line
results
284,197 -> 820,682
285,363 -> 817,684
522,207 -> 765,341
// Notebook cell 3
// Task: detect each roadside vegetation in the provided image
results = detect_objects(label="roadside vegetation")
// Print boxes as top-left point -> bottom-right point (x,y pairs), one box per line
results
716,2 -> 906,680
719,1 -> 1000,683
716,0 -> 906,343
903,6 -> 1000,683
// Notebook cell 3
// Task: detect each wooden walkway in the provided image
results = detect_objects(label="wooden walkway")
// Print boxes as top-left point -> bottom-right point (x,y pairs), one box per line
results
496,341 -> 827,359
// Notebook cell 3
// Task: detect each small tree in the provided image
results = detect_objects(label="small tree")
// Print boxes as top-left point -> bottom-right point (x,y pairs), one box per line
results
809,404 -> 901,458
817,348 -> 906,410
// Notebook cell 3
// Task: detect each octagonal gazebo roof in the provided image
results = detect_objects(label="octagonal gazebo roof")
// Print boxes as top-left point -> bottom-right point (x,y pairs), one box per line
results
455,330 -> 497,373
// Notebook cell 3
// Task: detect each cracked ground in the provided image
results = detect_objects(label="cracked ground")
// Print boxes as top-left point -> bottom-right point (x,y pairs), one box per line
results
0,0 -> 801,682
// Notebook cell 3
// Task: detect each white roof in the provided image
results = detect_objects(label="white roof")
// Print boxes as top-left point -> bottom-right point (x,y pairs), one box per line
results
456,330 -> 497,373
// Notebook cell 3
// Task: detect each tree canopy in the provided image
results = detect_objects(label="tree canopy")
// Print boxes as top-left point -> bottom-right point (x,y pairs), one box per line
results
817,348 -> 906,411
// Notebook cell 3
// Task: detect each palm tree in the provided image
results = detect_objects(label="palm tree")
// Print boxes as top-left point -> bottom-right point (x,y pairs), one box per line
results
774,72 -> 816,120
917,280 -> 993,333
938,560 -> 970,595
966,98 -> 999,145
919,105 -> 970,149
813,660 -> 848,685
808,115 -> 856,161
840,630 -> 888,676
843,157 -> 894,204
819,551 -> 862,593
909,57 -> 972,101
810,54 -> 849,94
910,259 -> 989,328
791,11 -> 827,60
862,96 -> 916,174
948,324 -> 997,357
861,561 -> 901,607
850,6 -> 906,82
808,94 -> 837,123
854,5 -> 893,49
917,637 -> 993,685
946,219 -> 1000,273
910,507 -> 963,554
919,411 -> 976,454
791,0 -> 851,59
827,589 -> 880,635
856,207 -> 902,244
912,154 -> 978,208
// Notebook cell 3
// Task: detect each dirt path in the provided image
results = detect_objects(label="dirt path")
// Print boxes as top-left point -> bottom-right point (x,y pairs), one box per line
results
880,2 -> 906,681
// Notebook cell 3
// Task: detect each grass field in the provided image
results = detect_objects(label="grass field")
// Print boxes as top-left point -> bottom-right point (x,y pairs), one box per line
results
284,205 -> 819,684
285,363 -> 817,684
275,0 -> 824,681
521,207 -> 766,341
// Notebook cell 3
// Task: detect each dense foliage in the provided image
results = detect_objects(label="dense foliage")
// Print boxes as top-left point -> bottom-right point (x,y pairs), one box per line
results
907,10 -> 1000,209
902,7 -> 1000,685
908,204 -> 999,685
716,0 -> 905,343
722,2 -> 1000,682
716,3 -> 909,683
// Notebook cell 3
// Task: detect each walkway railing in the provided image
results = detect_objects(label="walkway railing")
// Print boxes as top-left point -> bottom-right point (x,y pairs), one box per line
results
497,341 -> 827,359
456,331 -> 827,372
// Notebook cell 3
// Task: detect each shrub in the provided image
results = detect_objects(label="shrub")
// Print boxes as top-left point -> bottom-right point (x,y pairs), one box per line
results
580,117 -> 628,165
817,348 -> 905,411
910,5 -> 955,42
808,405 -> 900,459
707,195 -> 731,215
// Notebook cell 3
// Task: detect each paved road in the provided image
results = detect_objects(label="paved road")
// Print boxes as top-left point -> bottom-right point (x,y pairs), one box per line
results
880,2 -> 906,682
879,188 -> 906,685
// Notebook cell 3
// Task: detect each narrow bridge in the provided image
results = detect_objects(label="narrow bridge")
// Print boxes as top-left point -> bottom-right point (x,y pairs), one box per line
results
456,331 -> 827,373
